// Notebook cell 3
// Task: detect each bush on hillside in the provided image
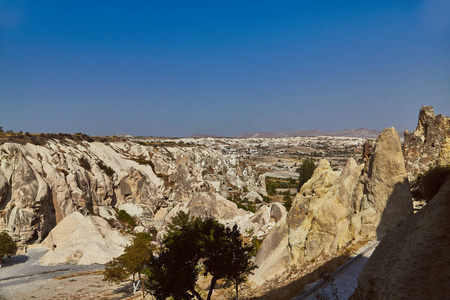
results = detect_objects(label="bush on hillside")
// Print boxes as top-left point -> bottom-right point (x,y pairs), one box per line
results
117,210 -> 137,227
79,157 -> 91,171
97,160 -> 115,176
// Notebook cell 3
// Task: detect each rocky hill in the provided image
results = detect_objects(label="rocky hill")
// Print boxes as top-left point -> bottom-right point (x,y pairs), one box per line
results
250,127 -> 413,286
0,139 -> 269,249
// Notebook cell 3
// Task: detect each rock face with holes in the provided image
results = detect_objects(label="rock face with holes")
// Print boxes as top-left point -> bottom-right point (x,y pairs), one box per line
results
0,140 -> 260,246
351,176 -> 450,300
250,127 -> 413,285
403,106 -> 450,181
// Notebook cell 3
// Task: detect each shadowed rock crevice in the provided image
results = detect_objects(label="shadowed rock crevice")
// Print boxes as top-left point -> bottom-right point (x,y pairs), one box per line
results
351,176 -> 450,300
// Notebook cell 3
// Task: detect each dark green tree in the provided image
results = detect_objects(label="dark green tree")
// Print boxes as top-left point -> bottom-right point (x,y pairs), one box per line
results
0,232 -> 18,268
221,225 -> 257,300
283,190 -> 293,211
146,212 -> 256,300
298,158 -> 316,192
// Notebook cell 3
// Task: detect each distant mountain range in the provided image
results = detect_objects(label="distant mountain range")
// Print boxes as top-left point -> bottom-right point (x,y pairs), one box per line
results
237,128 -> 383,139
124,128 -> 386,139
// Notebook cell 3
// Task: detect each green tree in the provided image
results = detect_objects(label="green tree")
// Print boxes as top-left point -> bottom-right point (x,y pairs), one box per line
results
0,232 -> 18,268
104,233 -> 154,298
283,190 -> 293,211
298,158 -> 316,192
221,225 -> 257,300
146,213 -> 256,300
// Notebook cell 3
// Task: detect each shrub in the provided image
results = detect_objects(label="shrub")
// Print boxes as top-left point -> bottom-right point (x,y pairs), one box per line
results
228,194 -> 256,213
283,191 -> 293,211
250,237 -> 263,257
117,210 -> 137,227
131,156 -> 155,169
79,157 -> 91,171
97,160 -> 115,176
266,182 -> 277,195
411,165 -> 450,202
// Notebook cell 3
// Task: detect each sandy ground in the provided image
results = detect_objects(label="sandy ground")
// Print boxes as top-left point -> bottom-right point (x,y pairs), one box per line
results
0,247 -> 135,300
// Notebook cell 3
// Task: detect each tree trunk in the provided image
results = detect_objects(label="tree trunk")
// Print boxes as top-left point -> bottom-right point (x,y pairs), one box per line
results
236,281 -> 239,300
138,272 -> 144,299
191,289 -> 204,300
207,276 -> 218,300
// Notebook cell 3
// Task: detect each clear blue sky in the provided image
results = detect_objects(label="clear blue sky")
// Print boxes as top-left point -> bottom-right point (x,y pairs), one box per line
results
1,0 -> 449,137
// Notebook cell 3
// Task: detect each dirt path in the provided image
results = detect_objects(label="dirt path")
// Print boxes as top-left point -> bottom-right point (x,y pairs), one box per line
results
0,247 -> 131,300
292,241 -> 379,300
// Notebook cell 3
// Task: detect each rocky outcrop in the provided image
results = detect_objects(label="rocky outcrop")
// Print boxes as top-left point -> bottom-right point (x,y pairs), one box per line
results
360,127 -> 413,237
403,106 -> 450,181
40,211 -> 130,265
0,140 -> 260,245
250,127 -> 413,285
0,146 -> 55,243
162,192 -> 286,239
351,175 -> 450,300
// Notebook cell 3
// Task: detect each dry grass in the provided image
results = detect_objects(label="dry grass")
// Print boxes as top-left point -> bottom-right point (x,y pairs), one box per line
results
54,269 -> 104,280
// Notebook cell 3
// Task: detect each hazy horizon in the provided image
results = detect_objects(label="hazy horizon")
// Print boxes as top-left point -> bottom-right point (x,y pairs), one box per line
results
1,1 -> 449,137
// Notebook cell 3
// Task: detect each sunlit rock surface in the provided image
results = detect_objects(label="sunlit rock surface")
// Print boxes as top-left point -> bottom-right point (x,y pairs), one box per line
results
251,127 -> 413,285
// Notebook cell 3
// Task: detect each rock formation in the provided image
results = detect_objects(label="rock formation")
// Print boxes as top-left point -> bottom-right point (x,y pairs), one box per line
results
0,140 -> 260,245
351,175 -> 450,299
161,191 -> 286,239
40,211 -> 130,265
250,127 -> 413,285
403,106 -> 450,181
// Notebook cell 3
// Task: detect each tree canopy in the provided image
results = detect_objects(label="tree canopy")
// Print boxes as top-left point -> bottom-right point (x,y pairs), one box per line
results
298,158 -> 316,191
104,212 -> 256,299
147,212 -> 256,300
104,232 -> 154,295
0,232 -> 18,267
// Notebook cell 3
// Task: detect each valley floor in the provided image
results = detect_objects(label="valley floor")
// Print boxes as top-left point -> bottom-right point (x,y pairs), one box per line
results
0,241 -> 379,300
0,247 -> 130,300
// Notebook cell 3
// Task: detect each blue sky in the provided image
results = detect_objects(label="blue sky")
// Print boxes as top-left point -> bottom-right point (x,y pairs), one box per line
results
1,0 -> 449,137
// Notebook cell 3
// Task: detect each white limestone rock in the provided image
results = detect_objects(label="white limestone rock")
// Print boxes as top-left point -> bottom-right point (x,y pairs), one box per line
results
40,211 -> 130,265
